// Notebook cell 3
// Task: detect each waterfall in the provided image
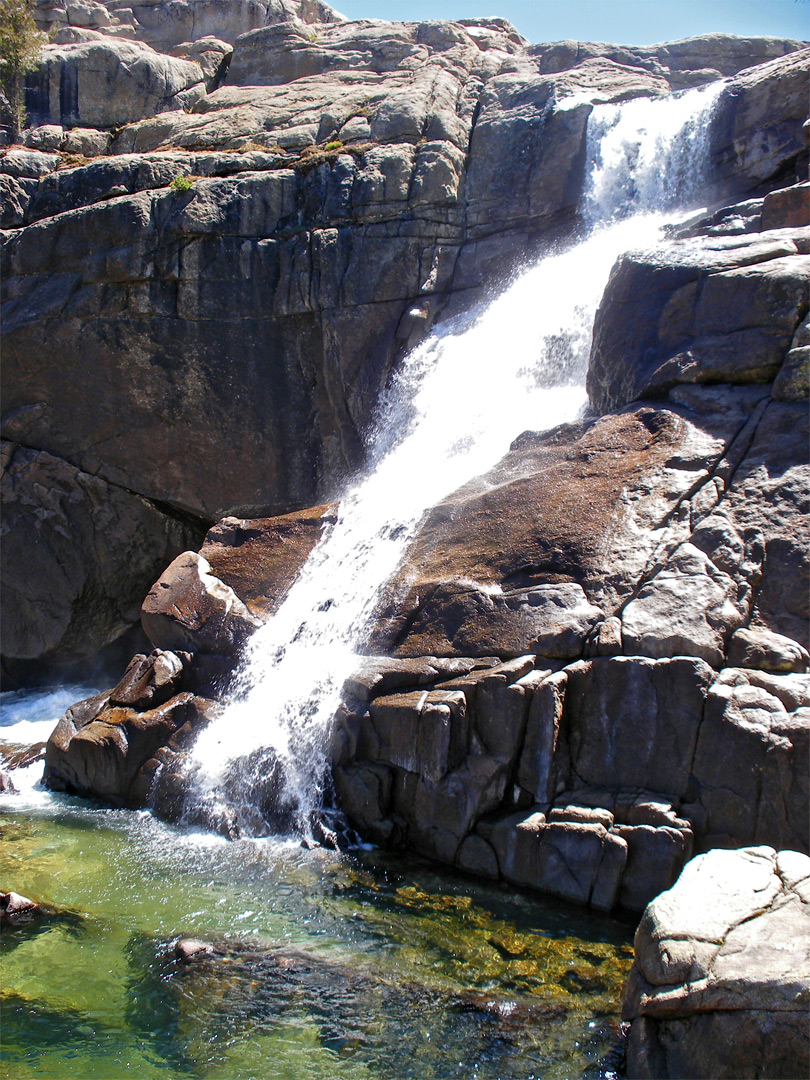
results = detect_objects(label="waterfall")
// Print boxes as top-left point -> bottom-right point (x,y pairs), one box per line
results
585,81 -> 723,223
183,82 -> 723,840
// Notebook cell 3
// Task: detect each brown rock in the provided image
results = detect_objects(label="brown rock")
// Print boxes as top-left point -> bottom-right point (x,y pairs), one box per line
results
109,649 -> 187,709
0,891 -> 39,920
199,506 -> 336,618
761,181 -> 810,230
369,402 -> 757,655
43,691 -> 218,806
174,938 -> 214,963
141,552 -> 262,655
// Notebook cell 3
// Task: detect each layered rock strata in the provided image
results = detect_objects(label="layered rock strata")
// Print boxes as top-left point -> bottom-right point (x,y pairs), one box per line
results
623,846 -> 810,1079
2,12 -> 808,674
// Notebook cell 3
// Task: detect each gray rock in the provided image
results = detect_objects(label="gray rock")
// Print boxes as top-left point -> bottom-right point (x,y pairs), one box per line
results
691,668 -> 809,851
563,656 -> 713,797
28,38 -> 207,129
455,833 -> 499,880
384,581 -> 602,660
0,442 -> 202,674
489,810 -> 628,911
367,689 -> 468,783
529,33 -> 806,89
728,626 -> 809,673
621,543 -> 747,668
720,400 -> 809,650
710,47 -> 810,202
624,846 -> 810,1080
587,235 -> 810,413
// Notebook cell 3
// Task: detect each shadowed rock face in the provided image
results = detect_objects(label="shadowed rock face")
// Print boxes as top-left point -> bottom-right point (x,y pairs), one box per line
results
0,440 -> 204,681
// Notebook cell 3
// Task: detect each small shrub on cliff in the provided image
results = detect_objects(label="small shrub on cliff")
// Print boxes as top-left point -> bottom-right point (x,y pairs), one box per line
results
0,0 -> 45,139
170,174 -> 194,192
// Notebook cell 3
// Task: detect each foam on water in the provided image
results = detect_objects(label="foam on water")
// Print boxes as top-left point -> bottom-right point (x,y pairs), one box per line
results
585,81 -> 724,224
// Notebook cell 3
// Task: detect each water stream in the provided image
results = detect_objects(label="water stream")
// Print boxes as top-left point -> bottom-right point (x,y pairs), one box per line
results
2,80 -> 723,1080
187,80 -> 723,839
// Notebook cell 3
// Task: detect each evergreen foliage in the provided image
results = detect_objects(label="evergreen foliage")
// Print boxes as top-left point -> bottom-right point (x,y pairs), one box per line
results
0,0 -> 45,139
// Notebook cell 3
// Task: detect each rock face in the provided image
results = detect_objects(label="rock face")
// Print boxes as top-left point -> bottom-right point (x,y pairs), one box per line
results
23,26 -> 808,922
41,505 -> 335,813
2,13 -> 807,673
324,180 -> 808,910
26,38 -> 208,129
587,227 -> 810,413
0,440 -> 203,684
332,653 -> 809,913
623,846 -> 810,1079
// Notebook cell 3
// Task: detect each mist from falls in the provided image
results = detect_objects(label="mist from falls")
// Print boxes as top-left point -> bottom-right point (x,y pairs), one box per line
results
185,80 -> 724,839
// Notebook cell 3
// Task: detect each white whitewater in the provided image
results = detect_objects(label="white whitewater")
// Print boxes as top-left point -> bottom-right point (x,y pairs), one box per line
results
188,82 -> 722,837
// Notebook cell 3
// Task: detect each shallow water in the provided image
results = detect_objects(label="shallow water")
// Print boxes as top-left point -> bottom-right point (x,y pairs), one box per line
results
1,785 -> 633,1080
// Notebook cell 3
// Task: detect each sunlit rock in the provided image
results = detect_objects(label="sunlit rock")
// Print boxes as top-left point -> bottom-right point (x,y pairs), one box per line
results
624,846 -> 810,1079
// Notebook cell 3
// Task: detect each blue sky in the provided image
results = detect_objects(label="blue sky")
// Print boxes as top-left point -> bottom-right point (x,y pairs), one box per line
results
334,1 -> 810,46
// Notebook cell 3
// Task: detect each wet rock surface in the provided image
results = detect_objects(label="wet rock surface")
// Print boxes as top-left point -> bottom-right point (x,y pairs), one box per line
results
43,676 -> 221,807
623,846 -> 810,1079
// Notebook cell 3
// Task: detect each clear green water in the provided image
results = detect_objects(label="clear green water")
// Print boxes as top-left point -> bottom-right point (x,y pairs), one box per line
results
1,791 -> 634,1080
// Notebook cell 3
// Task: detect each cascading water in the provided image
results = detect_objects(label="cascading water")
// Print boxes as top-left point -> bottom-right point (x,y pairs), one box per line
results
186,81 -> 724,840
585,81 -> 723,223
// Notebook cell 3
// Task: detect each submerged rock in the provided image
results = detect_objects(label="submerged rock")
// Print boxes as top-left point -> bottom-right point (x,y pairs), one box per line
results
0,890 -> 40,921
